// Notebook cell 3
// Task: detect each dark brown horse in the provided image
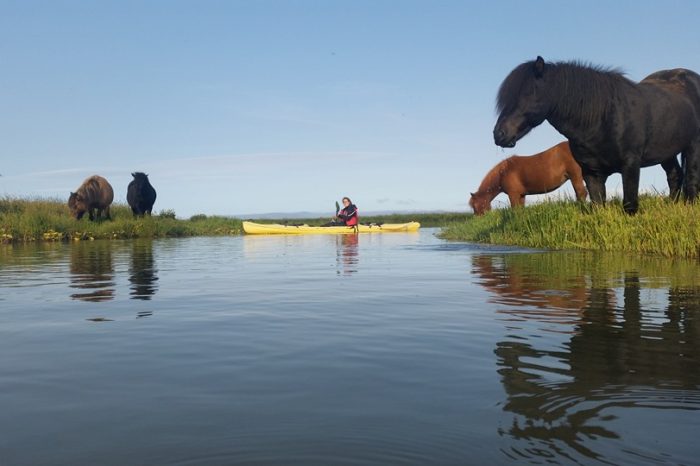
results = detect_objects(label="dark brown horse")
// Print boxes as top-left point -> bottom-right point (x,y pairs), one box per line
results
68,175 -> 114,220
469,141 -> 586,215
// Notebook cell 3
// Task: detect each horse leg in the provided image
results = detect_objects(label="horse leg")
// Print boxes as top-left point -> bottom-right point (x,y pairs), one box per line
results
683,141 -> 700,202
105,205 -> 112,220
661,156 -> 683,201
621,161 -> 641,215
569,171 -> 588,201
508,191 -> 525,208
583,171 -> 607,204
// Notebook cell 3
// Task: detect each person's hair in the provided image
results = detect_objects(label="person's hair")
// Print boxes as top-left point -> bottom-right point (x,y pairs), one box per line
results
342,197 -> 352,204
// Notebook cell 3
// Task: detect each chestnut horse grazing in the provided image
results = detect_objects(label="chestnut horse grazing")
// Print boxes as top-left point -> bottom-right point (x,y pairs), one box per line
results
469,141 -> 586,215
68,175 -> 114,220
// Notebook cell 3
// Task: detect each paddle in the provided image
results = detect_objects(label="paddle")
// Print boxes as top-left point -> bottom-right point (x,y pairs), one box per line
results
321,201 -> 342,227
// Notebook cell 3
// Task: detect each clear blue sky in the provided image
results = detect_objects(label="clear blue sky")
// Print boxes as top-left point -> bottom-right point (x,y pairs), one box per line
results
2,0 -> 700,217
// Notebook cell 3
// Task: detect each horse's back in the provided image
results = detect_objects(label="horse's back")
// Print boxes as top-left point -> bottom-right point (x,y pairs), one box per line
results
642,68 -> 700,111
551,141 -> 582,173
80,175 -> 114,207
506,142 -> 577,193
642,68 -> 700,88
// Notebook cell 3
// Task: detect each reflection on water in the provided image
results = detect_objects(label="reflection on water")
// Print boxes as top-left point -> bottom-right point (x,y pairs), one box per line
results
2,234 -> 700,465
69,241 -> 115,302
336,234 -> 359,275
472,254 -> 593,327
129,240 -> 158,300
474,253 -> 700,464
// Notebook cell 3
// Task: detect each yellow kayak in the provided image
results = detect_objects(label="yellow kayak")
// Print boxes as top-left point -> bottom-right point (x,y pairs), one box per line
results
243,221 -> 420,235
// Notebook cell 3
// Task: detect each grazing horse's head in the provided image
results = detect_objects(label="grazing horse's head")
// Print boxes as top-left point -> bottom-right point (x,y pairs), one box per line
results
493,56 -> 550,148
68,192 -> 87,220
469,191 -> 492,216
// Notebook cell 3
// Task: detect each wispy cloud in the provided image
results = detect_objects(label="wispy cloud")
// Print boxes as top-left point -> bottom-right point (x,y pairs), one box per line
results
7,151 -> 393,181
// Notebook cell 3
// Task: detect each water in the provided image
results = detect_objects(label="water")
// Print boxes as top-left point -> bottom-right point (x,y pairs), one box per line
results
1,230 -> 699,465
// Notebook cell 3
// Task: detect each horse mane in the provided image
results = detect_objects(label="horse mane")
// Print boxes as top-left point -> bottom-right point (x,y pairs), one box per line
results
475,158 -> 511,194
496,59 -> 632,127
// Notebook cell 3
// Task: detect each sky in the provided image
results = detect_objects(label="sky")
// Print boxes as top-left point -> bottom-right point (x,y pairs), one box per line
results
2,0 -> 700,217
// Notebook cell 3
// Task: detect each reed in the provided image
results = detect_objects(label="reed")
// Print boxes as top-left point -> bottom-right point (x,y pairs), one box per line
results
0,197 -> 242,243
441,196 -> 700,259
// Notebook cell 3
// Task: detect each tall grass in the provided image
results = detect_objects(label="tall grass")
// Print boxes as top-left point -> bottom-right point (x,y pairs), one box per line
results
0,197 -> 242,243
441,196 -> 700,259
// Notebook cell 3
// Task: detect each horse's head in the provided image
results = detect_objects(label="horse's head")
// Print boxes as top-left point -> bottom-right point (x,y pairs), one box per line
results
469,191 -> 491,216
68,192 -> 87,220
493,56 -> 550,148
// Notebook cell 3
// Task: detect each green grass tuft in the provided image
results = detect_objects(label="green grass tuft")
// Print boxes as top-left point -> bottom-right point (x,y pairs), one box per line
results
441,196 -> 700,258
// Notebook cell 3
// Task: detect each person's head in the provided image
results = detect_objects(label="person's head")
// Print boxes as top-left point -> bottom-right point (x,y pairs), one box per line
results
342,197 -> 352,206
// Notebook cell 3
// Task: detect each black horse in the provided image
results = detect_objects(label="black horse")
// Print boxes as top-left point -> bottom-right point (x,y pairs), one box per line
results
493,56 -> 700,214
127,172 -> 157,216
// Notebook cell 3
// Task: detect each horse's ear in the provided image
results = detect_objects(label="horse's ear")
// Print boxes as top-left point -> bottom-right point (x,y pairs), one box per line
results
534,56 -> 545,78
470,192 -> 475,197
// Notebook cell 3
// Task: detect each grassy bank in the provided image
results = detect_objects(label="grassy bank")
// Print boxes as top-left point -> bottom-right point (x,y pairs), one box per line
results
0,197 -> 242,243
441,196 -> 700,259
1,198 -> 467,243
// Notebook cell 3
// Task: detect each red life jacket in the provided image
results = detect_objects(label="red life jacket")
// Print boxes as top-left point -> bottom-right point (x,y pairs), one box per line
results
340,204 -> 359,226
346,211 -> 358,226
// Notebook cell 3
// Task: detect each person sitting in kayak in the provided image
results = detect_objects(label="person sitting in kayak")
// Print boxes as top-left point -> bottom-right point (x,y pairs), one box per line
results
336,197 -> 359,226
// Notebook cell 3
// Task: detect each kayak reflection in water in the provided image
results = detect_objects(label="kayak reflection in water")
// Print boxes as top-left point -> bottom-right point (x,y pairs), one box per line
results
325,197 -> 359,227
337,234 -> 359,275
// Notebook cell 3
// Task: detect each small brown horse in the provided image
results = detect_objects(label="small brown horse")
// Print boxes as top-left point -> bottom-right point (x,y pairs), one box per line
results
469,141 -> 586,215
68,175 -> 114,220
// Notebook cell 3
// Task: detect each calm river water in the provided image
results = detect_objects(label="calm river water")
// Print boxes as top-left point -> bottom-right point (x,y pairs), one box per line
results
1,229 -> 699,465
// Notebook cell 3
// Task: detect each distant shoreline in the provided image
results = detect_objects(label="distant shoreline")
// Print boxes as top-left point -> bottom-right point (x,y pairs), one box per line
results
0,197 -> 471,243
4,197 -> 699,260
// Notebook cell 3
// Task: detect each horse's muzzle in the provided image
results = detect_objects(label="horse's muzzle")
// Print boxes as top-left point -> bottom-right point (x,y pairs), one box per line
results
493,128 -> 516,148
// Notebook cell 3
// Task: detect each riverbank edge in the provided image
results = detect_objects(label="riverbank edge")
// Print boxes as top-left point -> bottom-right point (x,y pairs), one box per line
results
1,198 -> 470,244
440,196 -> 700,259
0,198 -> 243,243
